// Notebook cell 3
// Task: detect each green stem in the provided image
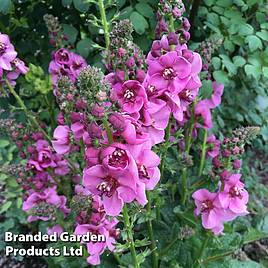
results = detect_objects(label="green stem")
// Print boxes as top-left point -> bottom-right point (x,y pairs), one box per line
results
181,101 -> 196,205
159,237 -> 178,257
5,79 -> 51,141
146,192 -> 158,268
122,205 -> 139,268
168,15 -> 175,32
103,117 -> 113,144
198,129 -> 207,177
194,234 -> 210,268
98,0 -> 110,49
160,119 -> 171,176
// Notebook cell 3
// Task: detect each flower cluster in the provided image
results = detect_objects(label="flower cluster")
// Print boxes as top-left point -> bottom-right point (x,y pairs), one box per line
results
0,33 -> 28,95
2,1 -> 256,265
192,127 -> 259,235
49,48 -> 87,87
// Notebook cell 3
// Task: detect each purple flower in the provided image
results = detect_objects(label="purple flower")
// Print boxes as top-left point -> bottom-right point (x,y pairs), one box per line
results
147,51 -> 191,93
206,134 -> 220,158
52,125 -> 71,154
217,174 -> 249,215
114,80 -> 147,114
0,33 -> 17,70
192,189 -> 224,234
83,165 -> 137,216
22,187 -> 70,222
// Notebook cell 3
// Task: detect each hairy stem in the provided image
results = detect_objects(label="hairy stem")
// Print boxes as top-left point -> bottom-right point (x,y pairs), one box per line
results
6,79 -> 51,141
194,234 -> 210,268
103,117 -> 113,144
181,102 -> 196,205
160,119 -> 171,176
98,0 -> 110,49
198,129 -> 207,177
122,205 -> 139,268
146,192 -> 158,268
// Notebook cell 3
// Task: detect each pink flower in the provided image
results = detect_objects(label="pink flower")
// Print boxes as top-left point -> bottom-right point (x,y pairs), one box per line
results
114,80 -> 147,114
0,34 -> 17,70
83,165 -> 138,216
192,189 -> 224,234
147,51 -> 191,93
74,219 -> 118,265
217,174 -> 249,215
22,187 -> 70,222
206,135 -> 220,158
52,125 -> 71,154
101,143 -> 138,177
128,144 -> 160,190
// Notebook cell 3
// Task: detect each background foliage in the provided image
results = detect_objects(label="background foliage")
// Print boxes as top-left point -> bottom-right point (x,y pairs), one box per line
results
0,0 -> 268,267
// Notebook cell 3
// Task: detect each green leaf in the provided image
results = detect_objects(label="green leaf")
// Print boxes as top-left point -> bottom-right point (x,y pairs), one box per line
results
220,55 -> 237,75
232,56 -> 246,67
263,67 -> 268,78
212,57 -> 221,70
135,3 -> 154,18
62,0 -> 72,7
0,201 -> 12,214
62,24 -> 78,44
76,38 -> 93,58
0,0 -> 12,14
261,126 -> 268,141
245,35 -> 263,52
243,228 -> 268,244
130,11 -> 148,35
244,64 -> 261,79
256,30 -> 268,41
256,95 -> 268,111
0,139 -> 9,148
213,70 -> 229,84
238,23 -> 254,35
73,0 -> 90,12
200,79 -> 213,99
223,39 -> 235,52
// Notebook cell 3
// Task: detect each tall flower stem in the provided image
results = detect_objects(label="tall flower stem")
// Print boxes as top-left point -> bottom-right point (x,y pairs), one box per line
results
5,79 -> 82,176
103,117 -> 113,144
194,233 -> 210,268
198,129 -> 207,177
98,0 -> 110,49
146,192 -> 158,268
122,205 -> 139,268
160,119 -> 171,176
5,79 -> 51,141
181,101 -> 196,205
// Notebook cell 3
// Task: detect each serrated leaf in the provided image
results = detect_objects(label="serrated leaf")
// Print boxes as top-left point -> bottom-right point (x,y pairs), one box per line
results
62,0 -> 72,7
238,23 -> 254,35
0,140 -> 9,148
232,56 -> 246,67
135,3 -> 154,18
245,35 -> 263,52
244,64 -> 261,79
76,38 -> 93,58
0,201 -> 12,214
130,11 -> 148,35
73,0 -> 90,12
256,30 -> 268,41
0,0 -> 12,14
213,70 -> 229,84
62,24 -> 78,44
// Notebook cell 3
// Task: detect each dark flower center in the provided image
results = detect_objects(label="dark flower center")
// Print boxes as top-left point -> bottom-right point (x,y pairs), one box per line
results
147,85 -> 156,96
0,42 -> 6,56
229,186 -> 243,199
201,200 -> 213,212
58,51 -> 69,62
97,175 -> 118,197
123,89 -> 135,102
179,89 -> 194,102
138,164 -> 150,179
72,61 -> 83,70
108,148 -> 128,168
162,68 -> 175,80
